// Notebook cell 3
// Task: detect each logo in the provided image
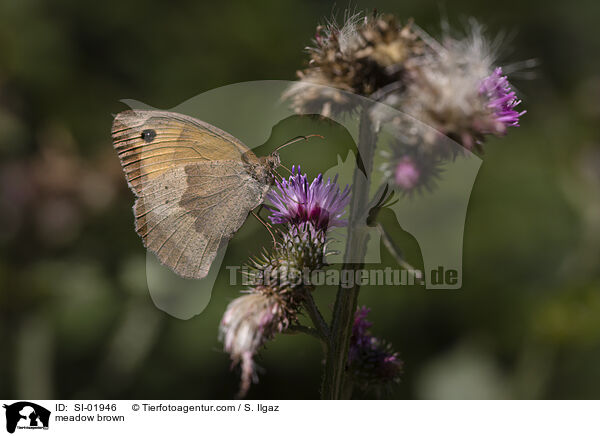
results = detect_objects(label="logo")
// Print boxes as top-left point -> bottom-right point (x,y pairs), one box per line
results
3,402 -> 50,434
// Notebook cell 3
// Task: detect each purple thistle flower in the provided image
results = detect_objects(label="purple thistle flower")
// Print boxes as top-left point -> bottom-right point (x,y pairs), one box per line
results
267,166 -> 351,231
348,306 -> 403,387
480,67 -> 526,132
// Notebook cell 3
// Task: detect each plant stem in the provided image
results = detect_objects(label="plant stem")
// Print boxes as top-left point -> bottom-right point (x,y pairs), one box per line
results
303,288 -> 330,342
321,108 -> 378,399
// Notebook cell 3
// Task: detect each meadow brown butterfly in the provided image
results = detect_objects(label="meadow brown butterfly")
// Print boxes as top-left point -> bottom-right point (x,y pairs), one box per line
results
111,110 -> 289,279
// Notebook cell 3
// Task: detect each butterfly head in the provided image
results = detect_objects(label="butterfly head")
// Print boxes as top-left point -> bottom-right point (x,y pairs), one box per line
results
265,151 -> 281,170
253,152 -> 281,185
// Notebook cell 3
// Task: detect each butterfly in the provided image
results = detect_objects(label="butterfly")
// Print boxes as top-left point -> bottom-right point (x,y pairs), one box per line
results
111,110 -> 286,279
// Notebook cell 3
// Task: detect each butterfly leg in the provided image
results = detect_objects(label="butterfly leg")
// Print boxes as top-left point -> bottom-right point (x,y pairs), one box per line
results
251,207 -> 277,247
278,164 -> 293,176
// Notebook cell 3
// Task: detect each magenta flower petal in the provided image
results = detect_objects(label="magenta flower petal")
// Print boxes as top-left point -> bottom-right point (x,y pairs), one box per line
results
480,67 -> 526,131
267,166 -> 350,231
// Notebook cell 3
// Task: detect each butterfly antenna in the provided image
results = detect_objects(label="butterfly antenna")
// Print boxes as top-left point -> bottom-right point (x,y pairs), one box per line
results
274,134 -> 324,152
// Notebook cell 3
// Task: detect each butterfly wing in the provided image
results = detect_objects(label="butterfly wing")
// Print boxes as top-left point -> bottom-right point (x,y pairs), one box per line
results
112,110 -> 256,194
112,110 -> 268,279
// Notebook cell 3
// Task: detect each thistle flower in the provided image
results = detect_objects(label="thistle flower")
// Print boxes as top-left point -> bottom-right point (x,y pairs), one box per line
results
267,166 -> 350,231
220,287 -> 301,398
288,13 -> 525,152
393,23 -> 526,150
380,146 -> 442,195
393,156 -> 421,190
284,13 -> 424,116
347,306 -> 403,390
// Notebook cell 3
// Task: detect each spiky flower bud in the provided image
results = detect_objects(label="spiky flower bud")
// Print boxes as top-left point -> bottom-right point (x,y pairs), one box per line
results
248,223 -> 328,291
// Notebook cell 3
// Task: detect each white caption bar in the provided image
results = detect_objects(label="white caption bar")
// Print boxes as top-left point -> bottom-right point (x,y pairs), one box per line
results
1,400 -> 598,435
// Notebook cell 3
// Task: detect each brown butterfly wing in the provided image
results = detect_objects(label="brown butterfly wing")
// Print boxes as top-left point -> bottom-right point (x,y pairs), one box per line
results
112,110 -> 268,279
112,110 -> 257,194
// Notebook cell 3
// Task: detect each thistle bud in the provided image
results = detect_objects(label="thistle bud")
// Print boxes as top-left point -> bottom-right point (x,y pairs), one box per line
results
347,307 -> 403,391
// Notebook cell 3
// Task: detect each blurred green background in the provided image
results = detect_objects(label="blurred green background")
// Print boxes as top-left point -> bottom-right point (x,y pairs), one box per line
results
1,0 -> 599,399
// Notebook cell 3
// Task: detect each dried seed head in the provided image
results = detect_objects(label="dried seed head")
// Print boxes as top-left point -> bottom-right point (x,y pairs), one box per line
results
288,14 -> 525,151
284,13 -> 424,116
220,287 -> 301,398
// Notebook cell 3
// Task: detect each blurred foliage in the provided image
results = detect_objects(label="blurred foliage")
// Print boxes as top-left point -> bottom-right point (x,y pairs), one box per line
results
1,0 -> 599,399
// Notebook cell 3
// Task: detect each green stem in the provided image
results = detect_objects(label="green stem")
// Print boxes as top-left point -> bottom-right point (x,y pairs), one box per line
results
321,108 -> 378,399
302,288 -> 330,342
